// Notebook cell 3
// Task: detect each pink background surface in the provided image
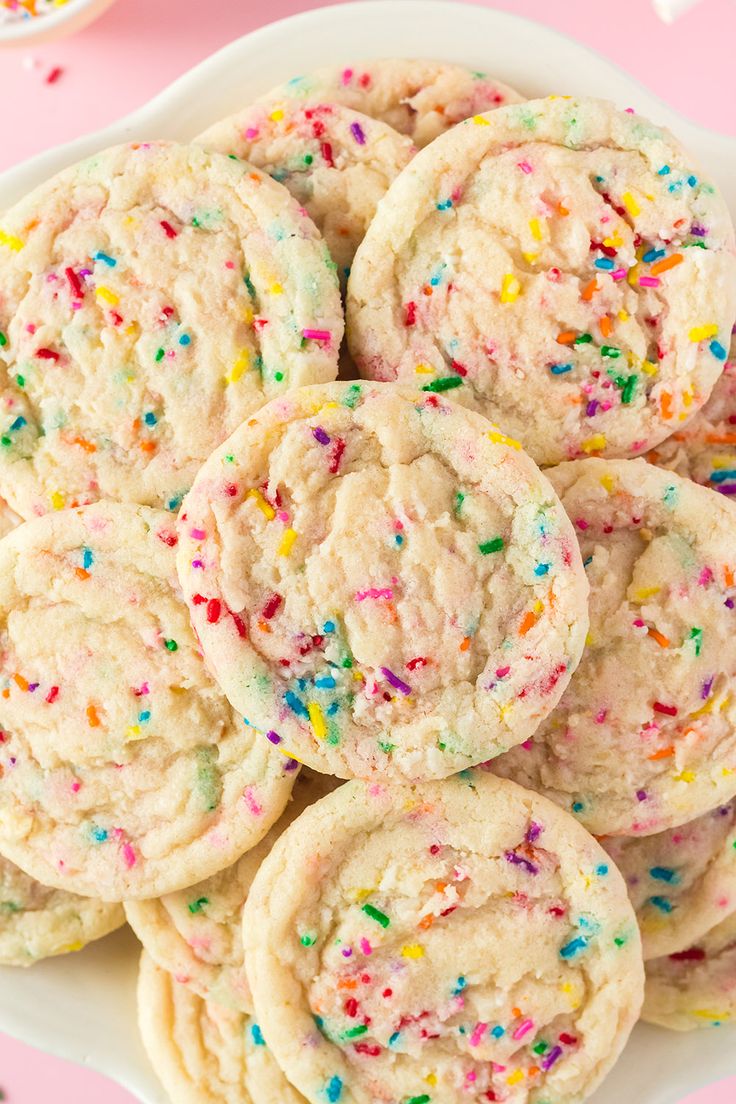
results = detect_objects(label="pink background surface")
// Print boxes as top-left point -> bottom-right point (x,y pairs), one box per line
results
0,0 -> 735,1101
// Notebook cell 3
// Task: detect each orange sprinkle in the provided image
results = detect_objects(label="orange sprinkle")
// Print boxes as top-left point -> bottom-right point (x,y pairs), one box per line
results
418,914 -> 435,931
337,978 -> 359,990
650,253 -> 683,277
257,619 -> 272,634
13,674 -> 29,692
528,1067 -> 540,1078
519,610 -> 537,636
599,315 -> 612,338
660,392 -> 673,420
75,568 -> 90,581
556,331 -> 576,345
459,636 -> 471,652
648,628 -> 670,648
139,441 -> 157,454
86,704 -> 101,728
725,567 -> 735,588
1,689 -> 8,699
435,881 -> 447,893
581,278 -> 598,302
512,1007 -> 522,1018
557,202 -> 570,216
72,436 -> 97,454
422,285 -> 433,296
648,746 -> 675,761
705,433 -> 736,445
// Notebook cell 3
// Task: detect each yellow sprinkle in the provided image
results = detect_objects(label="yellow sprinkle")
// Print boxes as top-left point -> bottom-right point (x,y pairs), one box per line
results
603,233 -> 624,249
307,701 -> 326,740
414,363 -> 434,375
277,746 -> 305,765
633,586 -> 661,602
125,323 -> 139,337
622,191 -> 641,217
59,941 -> 84,954
682,387 -> 694,408
627,263 -> 641,288
352,670 -> 366,682
585,631 -> 595,647
401,944 -> 425,959
693,1009 -> 732,1021
529,217 -> 543,241
599,474 -> 614,492
674,770 -> 696,784
425,1074 -> 437,1087
506,1071 -> 525,1087
278,528 -> 297,556
691,698 -> 715,719
246,488 -> 275,521
641,360 -> 658,376
500,273 -> 521,303
472,114 -> 490,125
225,351 -> 250,385
618,309 -> 629,322
723,767 -> 734,777
533,599 -> 544,614
689,324 -> 718,342
50,491 -> 65,511
95,286 -> 119,306
521,252 -> 538,264
243,306 -> 254,324
0,229 -> 24,252
721,695 -> 731,713
269,282 -> 283,295
269,108 -> 285,122
712,456 -> 736,470
125,725 -> 144,742
487,429 -> 522,450
582,434 -> 606,453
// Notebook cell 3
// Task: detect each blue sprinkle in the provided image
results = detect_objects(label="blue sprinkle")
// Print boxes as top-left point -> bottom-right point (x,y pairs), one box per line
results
594,258 -> 615,270
82,547 -> 94,570
179,334 -> 191,346
668,180 -> 684,194
326,1075 -> 343,1102
315,676 -> 336,689
491,1025 -> 505,1038
326,702 -> 339,716
549,363 -> 572,375
9,416 -> 26,431
251,1023 -> 265,1046
649,895 -> 674,914
657,165 -> 671,175
572,801 -> 584,813
395,534 -> 404,546
138,710 -> 151,723
388,1032 -> 401,1046
452,976 -> 467,996
90,826 -> 108,843
143,411 -> 158,426
284,690 -> 309,719
560,935 -> 589,959
710,340 -> 728,361
534,563 -> 550,576
596,864 -> 609,876
649,867 -> 680,884
663,485 -> 678,509
93,251 -> 117,267
643,248 -> 666,263
323,620 -> 336,633
710,469 -> 736,483
687,175 -> 698,187
583,556 -> 593,568
436,198 -> 453,211
167,494 -> 183,511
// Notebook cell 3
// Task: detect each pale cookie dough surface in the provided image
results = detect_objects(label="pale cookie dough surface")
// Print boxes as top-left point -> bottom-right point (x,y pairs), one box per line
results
126,770 -> 339,1012
176,381 -> 589,782
243,773 -> 644,1104
494,458 -> 736,836
259,58 -> 524,148
347,97 -> 736,467
648,333 -> 736,493
643,910 -> 736,1030
0,502 -> 295,900
0,497 -> 21,538
0,141 -> 342,521
138,952 -> 306,1104
0,854 -> 123,966
604,800 -> 736,959
197,102 -> 415,283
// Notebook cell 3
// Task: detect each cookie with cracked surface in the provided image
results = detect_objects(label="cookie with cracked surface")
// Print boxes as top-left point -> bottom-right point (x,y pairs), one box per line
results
0,141 -> 342,520
494,458 -> 736,835
243,773 -> 643,1104
0,854 -> 123,966
0,502 -> 295,900
176,381 -> 589,782
347,97 -> 736,466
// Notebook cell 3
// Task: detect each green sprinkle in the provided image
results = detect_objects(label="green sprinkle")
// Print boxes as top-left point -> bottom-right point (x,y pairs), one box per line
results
378,741 -> 396,754
164,639 -> 178,651
0,332 -> 7,347
195,747 -> 222,813
1,436 -> 11,448
600,345 -> 621,358
342,1024 -> 368,1039
274,371 -> 284,382
192,216 -> 201,227
454,491 -> 465,515
343,383 -> 362,409
244,274 -> 256,298
300,933 -> 317,947
188,896 -> 209,914
533,1041 -> 549,1055
614,935 -> 627,947
225,454 -> 235,464
304,153 -> 314,165
341,655 -> 354,669
155,348 -> 165,362
689,627 -> 703,656
478,537 -> 504,555
663,485 -> 678,509
574,333 -> 592,345
621,376 -> 637,404
422,376 -> 462,393
405,1097 -> 431,1104
362,903 -> 390,928
15,374 -> 24,388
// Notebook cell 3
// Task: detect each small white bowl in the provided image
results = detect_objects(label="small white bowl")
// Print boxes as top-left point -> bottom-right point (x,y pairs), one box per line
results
0,0 -> 117,46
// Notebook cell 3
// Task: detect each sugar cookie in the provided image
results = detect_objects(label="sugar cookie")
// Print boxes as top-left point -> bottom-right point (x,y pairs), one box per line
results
643,910 -> 736,1030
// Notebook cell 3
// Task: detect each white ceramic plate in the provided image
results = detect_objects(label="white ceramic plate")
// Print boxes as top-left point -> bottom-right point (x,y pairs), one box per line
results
0,4 -> 734,1102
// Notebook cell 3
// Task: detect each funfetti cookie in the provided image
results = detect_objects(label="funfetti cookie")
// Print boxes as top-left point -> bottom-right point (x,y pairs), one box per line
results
259,59 -> 524,147
243,773 -> 644,1104
647,332 -> 736,492
347,97 -> 736,467
604,800 -> 736,959
0,141 -> 342,521
138,952 -> 306,1104
493,458 -> 736,836
0,855 -> 123,966
0,503 -> 295,901
0,498 -> 20,539
175,381 -> 589,782
196,103 -> 415,284
126,770 -> 339,1012
643,910 -> 736,1030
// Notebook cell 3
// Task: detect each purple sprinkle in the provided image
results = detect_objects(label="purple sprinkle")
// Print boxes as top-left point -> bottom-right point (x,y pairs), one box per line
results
341,947 -> 353,957
716,484 -> 736,496
380,666 -> 412,696
283,757 -> 299,772
350,121 -> 366,145
636,789 -> 648,802
586,400 -> 599,417
702,676 -> 714,700
726,598 -> 736,609
690,225 -> 707,237
525,821 -> 542,843
312,427 -> 331,446
266,730 -> 281,745
542,1045 -> 563,1071
505,850 -> 539,875
28,682 -> 39,692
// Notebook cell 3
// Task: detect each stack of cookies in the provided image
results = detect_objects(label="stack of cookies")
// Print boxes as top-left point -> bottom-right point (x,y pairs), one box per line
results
1,56 -> 735,1104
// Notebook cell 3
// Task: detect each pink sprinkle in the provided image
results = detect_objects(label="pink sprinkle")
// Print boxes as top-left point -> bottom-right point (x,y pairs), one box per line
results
611,268 -> 627,280
594,709 -> 607,724
302,328 -> 331,342
356,587 -> 393,601
190,528 -> 206,540
639,276 -> 660,288
46,66 -> 63,85
70,780 -> 81,793
341,67 -> 353,85
469,1022 -> 488,1047
360,938 -> 372,955
512,1018 -> 534,1040
277,510 -> 290,523
495,666 -> 510,678
225,260 -> 235,269
698,566 -> 714,586
122,843 -> 136,869
518,161 -> 533,174
574,518 -> 589,530
243,786 -> 263,816
465,1071 -> 477,1083
244,127 -> 259,139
